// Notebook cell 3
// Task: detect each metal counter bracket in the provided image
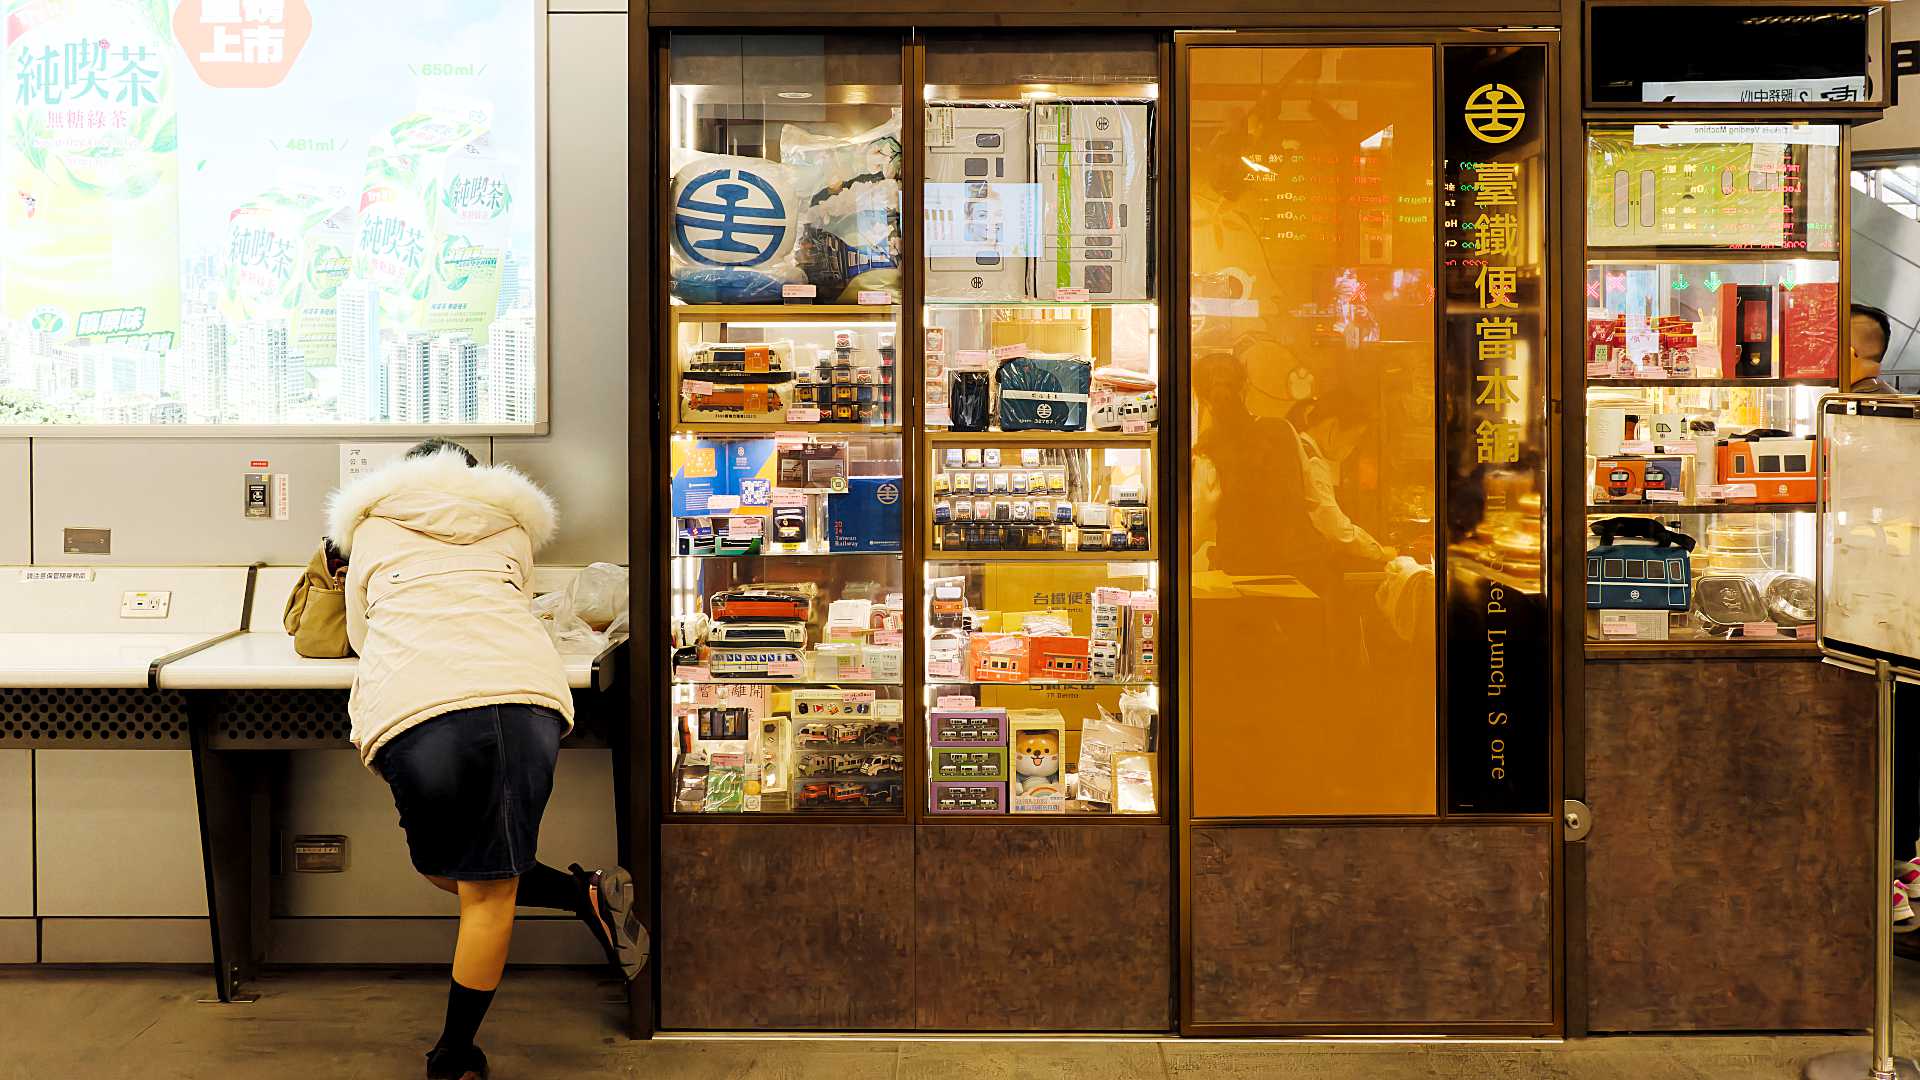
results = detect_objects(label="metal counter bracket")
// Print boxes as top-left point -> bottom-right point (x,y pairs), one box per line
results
1806,660 -> 1917,1080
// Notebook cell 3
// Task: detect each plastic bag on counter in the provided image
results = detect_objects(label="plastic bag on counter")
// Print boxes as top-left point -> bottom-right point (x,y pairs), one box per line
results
565,562 -> 629,631
532,591 -> 605,654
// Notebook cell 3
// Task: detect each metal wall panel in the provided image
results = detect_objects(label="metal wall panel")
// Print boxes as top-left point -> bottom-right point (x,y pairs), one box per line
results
278,747 -> 619,917
0,751 -> 30,917
495,12 -> 631,568
0,440 -> 27,564
39,919 -> 211,964
0,919 -> 34,963
33,750 -> 207,916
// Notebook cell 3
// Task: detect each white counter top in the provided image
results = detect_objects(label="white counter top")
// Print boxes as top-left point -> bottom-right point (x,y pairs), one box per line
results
0,632 -> 228,689
157,632 -> 625,692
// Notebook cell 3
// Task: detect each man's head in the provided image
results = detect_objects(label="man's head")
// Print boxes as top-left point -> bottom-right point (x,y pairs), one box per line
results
405,437 -> 479,467
1851,304 -> 1892,383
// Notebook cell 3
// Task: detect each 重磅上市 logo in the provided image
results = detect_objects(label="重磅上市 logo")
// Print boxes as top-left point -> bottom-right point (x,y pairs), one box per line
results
1465,83 -> 1525,144
674,167 -> 792,267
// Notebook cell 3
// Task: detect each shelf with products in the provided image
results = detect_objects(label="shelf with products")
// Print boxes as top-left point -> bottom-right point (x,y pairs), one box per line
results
919,552 -> 1162,820
668,683 -> 908,816
1580,120 -> 1845,652
925,439 -> 1156,560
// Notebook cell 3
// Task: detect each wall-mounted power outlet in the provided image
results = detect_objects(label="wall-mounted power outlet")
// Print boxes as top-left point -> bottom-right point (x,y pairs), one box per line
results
120,591 -> 171,619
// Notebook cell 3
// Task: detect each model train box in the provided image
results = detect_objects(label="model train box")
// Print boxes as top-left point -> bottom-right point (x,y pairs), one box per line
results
929,780 -> 1008,815
965,633 -> 1031,683
933,746 -> 1010,782
1007,710 -> 1067,814
929,707 -> 1009,748
925,102 -> 1035,301
680,342 -> 798,424
826,476 -> 904,552
1033,100 -> 1152,301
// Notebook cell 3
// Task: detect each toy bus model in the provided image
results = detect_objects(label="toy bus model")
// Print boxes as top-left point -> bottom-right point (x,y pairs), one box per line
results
1584,517 -> 1695,612
1717,430 -> 1818,504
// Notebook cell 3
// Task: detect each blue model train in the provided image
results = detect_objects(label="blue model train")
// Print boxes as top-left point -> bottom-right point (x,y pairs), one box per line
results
1585,517 -> 1696,611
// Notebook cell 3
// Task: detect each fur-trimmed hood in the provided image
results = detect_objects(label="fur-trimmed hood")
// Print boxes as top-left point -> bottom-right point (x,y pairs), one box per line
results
326,450 -> 557,557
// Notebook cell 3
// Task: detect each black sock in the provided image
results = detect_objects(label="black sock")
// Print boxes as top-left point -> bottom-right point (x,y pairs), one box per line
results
515,862 -> 585,917
436,979 -> 496,1052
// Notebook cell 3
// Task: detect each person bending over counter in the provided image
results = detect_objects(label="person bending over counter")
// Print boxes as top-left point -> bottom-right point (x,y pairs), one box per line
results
327,438 -> 644,1080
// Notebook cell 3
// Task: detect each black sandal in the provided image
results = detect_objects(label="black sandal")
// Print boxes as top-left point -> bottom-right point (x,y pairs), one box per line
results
570,863 -> 647,983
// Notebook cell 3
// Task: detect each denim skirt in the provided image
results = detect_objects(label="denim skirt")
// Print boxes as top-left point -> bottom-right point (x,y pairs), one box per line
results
373,703 -> 564,881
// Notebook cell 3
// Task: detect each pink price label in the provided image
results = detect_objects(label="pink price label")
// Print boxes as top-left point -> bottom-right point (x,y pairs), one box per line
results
767,660 -> 804,677
1054,287 -> 1091,302
674,665 -> 710,682
781,283 -> 817,299
1741,622 -> 1781,638
683,380 -> 714,397
786,407 -> 822,424
936,695 -> 977,708
843,667 -> 875,681
1122,419 -> 1150,434
954,350 -> 992,367
871,630 -> 903,646
727,517 -> 764,540
1619,441 -> 1654,455
1646,490 -> 1686,503
1587,362 -> 1613,377
991,343 -> 1028,361
857,290 -> 892,305
1796,625 -> 1818,640
771,490 -> 808,508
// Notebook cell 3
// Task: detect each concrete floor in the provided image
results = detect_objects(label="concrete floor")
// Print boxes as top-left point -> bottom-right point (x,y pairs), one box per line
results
1,965 -> 1914,1080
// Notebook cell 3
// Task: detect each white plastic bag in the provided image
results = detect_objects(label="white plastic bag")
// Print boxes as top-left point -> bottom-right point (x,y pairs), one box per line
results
532,590 -> 605,654
566,562 -> 629,632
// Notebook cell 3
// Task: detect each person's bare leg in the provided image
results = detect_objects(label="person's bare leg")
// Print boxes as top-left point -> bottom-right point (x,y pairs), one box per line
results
452,878 -> 518,991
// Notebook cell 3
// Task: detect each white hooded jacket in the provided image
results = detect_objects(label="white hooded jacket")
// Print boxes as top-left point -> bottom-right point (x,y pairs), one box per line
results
326,450 -> 574,767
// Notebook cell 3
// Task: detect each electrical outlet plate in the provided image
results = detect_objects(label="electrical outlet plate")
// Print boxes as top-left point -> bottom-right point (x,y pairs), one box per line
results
120,591 -> 171,619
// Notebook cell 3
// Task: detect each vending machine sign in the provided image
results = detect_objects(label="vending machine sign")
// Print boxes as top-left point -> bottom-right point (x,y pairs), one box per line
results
1441,43 -> 1550,815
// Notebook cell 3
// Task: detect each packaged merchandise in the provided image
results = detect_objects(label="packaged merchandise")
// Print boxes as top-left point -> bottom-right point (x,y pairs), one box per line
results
997,353 -> 1093,432
702,753 -> 746,813
671,438 -> 776,518
1111,752 -> 1158,814
781,114 -> 904,303
966,633 -> 1031,683
1129,601 -> 1159,680
929,707 -> 1010,748
1719,285 -> 1775,379
1717,431 -> 1818,503
929,781 -> 1008,815
933,746 -> 1009,782
1028,635 -> 1092,681
826,477 -> 905,552
1008,711 -> 1068,813
1693,573 -> 1768,633
1592,458 -> 1647,503
1780,282 -> 1840,380
668,150 -> 806,303
1032,100 -> 1152,300
925,103 -> 1034,300
1075,715 -> 1149,806
949,369 -> 993,431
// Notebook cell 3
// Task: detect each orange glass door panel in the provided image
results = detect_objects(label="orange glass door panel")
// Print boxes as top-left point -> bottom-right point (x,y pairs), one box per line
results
1187,46 -> 1437,818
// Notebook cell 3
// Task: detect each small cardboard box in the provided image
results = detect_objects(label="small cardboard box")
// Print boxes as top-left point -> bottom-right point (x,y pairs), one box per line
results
929,707 -> 1010,748
1008,710 -> 1068,813
965,633 -> 1030,683
1593,458 -> 1647,503
933,746 -> 1009,782
1027,635 -> 1092,681
929,781 -> 1007,815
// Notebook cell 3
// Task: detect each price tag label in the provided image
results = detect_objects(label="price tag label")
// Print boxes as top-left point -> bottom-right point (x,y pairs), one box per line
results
856,290 -> 893,306
1587,361 -> 1613,377
1797,624 -> 1819,640
771,490 -> 808,508
1093,587 -> 1130,605
936,695 -> 977,708
781,283 -> 817,300
1646,489 -> 1687,504
684,380 -> 714,397
786,406 -> 822,424
727,517 -> 764,540
674,665 -> 711,682
768,660 -> 804,677
871,630 -> 903,646
1637,366 -> 1669,381
1122,419 -> 1150,435
1619,441 -> 1655,455
1054,287 -> 1091,302
928,659 -> 963,679
991,342 -> 1028,361
1741,622 -> 1782,638
954,350 -> 992,368
1722,483 -> 1758,500
843,666 -> 875,681
1600,618 -> 1638,637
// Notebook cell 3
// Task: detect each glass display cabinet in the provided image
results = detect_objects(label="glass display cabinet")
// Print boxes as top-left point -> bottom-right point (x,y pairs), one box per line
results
1581,124 -> 1843,648
917,34 -> 1166,821
660,33 -> 910,816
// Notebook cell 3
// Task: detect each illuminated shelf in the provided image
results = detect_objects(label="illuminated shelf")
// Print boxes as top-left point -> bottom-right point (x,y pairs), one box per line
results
1586,377 -> 1834,388
1585,503 -> 1816,515
926,679 -> 1157,689
926,549 -> 1157,562
671,678 -> 904,688
927,430 -> 1157,444
670,550 -> 901,560
667,303 -> 899,322
923,297 -> 1158,307
672,423 -> 903,436
1586,640 -> 1820,660
1586,247 -> 1841,264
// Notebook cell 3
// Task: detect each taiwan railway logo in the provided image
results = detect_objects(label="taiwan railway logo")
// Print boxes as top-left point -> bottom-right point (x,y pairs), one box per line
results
673,167 -> 792,267
1464,83 -> 1526,144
